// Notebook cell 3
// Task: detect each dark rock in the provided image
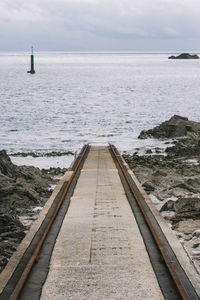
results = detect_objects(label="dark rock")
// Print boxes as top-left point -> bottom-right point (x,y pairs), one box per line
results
0,150 -> 57,273
42,167 -> 67,176
10,151 -> 74,157
168,198 -> 200,223
155,147 -> 162,153
192,242 -> 200,248
0,150 -> 17,178
168,53 -> 199,59
0,256 -> 8,273
152,170 -> 167,177
166,137 -> 200,158
125,120 -> 200,271
160,200 -> 175,212
192,229 -> 200,238
171,182 -> 199,193
142,181 -> 155,192
174,197 -> 200,214
186,178 -> 200,188
0,213 -> 26,272
146,149 -> 152,154
138,115 -> 200,139
0,150 -> 54,213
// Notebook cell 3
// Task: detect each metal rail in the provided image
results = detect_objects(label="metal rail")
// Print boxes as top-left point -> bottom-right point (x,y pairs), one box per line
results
2,144 -> 198,300
8,145 -> 89,300
109,144 -> 198,300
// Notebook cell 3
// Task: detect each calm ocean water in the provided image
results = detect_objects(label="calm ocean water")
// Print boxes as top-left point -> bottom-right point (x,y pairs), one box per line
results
1,52 -> 200,166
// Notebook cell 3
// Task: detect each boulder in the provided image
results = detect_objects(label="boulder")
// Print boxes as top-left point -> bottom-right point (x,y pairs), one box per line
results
160,197 -> 200,222
174,197 -> 200,214
142,181 -> 155,192
138,115 -> 200,139
160,200 -> 175,212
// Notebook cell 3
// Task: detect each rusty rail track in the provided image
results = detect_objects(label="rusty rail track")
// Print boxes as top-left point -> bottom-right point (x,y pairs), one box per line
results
109,144 -> 199,300
0,145 -> 89,300
1,144 -> 199,300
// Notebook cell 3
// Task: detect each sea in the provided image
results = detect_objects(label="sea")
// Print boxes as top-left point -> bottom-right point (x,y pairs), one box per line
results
0,51 -> 200,168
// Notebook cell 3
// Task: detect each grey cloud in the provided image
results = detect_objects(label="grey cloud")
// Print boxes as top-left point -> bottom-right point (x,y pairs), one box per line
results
1,0 -> 200,50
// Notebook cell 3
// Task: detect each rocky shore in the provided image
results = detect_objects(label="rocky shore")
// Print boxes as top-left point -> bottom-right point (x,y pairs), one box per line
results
10,150 -> 74,157
124,115 -> 200,272
0,150 -> 66,273
1,115 -> 200,274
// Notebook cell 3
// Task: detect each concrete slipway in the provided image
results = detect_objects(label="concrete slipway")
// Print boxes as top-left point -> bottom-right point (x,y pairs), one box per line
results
40,146 -> 162,299
0,145 -> 199,299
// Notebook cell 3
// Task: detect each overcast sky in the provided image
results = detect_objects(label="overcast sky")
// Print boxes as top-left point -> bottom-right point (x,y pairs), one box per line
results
1,0 -> 200,51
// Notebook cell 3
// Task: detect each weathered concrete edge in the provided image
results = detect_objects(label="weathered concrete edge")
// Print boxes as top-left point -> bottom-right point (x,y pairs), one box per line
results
0,169 -> 73,294
121,158 -> 200,297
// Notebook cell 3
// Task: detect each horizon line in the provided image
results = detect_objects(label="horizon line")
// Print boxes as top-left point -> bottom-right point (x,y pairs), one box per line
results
0,50 -> 200,54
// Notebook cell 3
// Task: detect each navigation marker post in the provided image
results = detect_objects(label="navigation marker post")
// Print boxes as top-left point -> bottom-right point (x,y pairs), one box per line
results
27,46 -> 35,74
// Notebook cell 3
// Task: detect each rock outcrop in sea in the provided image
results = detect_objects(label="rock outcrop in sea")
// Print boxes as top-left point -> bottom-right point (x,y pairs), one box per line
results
168,53 -> 199,59
138,115 -> 200,158
138,115 -> 200,139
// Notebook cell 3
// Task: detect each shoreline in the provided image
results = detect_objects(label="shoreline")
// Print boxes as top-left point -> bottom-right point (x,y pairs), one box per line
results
124,115 -> 200,273
0,150 -> 68,273
1,115 -> 200,274
123,153 -> 200,273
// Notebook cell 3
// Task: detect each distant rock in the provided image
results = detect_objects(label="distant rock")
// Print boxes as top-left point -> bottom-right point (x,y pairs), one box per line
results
138,115 -> 200,139
168,53 -> 199,59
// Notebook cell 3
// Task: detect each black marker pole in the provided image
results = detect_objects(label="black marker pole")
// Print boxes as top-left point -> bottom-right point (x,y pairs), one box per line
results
27,46 -> 35,74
